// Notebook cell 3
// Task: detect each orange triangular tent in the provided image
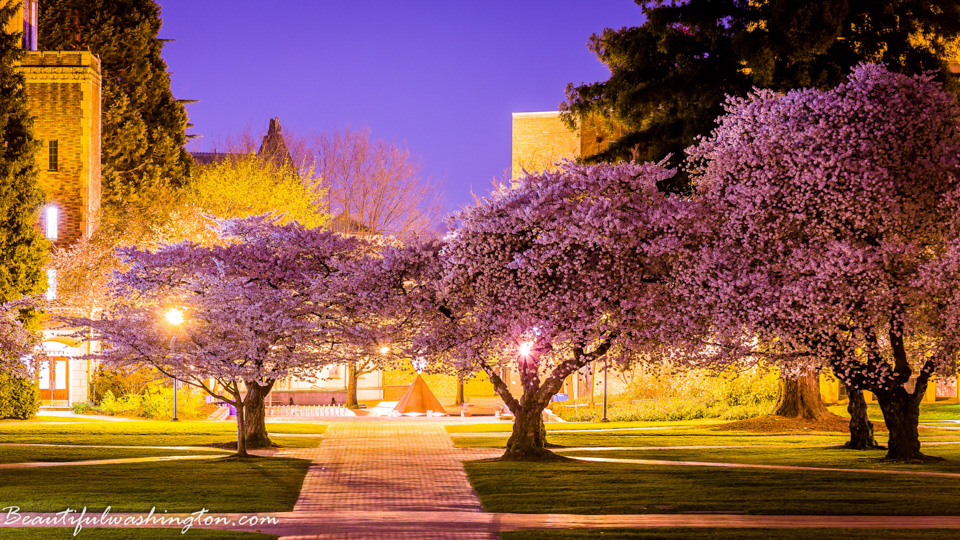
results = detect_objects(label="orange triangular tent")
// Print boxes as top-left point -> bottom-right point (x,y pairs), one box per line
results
393,375 -> 446,415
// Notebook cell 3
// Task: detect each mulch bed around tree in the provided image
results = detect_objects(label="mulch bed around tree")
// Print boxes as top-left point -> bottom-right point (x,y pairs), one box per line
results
711,414 -> 888,433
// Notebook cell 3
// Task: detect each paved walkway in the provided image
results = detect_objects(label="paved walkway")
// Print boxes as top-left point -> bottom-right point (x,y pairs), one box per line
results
277,421 -> 500,538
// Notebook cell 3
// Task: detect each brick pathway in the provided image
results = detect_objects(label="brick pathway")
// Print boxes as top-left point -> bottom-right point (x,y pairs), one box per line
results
277,421 -> 501,539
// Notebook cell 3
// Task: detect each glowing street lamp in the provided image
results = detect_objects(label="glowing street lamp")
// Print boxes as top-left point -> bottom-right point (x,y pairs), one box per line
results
165,308 -> 184,326
164,308 -> 184,421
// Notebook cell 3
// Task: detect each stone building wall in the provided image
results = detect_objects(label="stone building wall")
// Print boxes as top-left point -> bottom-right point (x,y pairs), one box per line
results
17,51 -> 101,248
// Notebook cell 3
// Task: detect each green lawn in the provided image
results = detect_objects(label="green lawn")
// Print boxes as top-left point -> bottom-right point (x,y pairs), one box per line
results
445,420 -> 722,433
451,424 -> 960,450
502,529 -> 959,540
826,402 -> 960,422
0,445 -> 229,464
0,456 -> 310,513
465,460 -> 960,516
563,443 -> 960,474
0,420 -> 325,447
452,428 -> 852,449
1,416 -> 102,423
0,529 -> 277,540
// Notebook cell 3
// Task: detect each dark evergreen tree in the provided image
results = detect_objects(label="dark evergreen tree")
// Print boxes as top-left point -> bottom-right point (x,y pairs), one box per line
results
38,0 -> 191,211
0,3 -> 48,304
563,0 -> 960,185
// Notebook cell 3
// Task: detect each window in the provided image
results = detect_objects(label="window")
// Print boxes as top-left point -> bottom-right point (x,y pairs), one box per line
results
48,140 -> 58,171
44,206 -> 58,240
46,269 -> 57,301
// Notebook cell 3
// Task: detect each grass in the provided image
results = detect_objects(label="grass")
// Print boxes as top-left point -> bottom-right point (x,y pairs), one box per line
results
451,422 -> 960,450
1,416 -> 102,423
563,443 -> 960,474
465,460 -> 960,516
501,529 -> 960,539
451,428 -> 855,449
445,420 -> 723,433
0,445 -> 229,464
0,456 -> 310,513
827,402 -> 960,422
0,529 -> 277,540
0,420 -> 325,447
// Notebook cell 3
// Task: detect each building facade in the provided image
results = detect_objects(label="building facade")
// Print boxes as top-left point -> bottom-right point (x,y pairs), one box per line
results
511,111 -> 621,178
8,0 -> 103,406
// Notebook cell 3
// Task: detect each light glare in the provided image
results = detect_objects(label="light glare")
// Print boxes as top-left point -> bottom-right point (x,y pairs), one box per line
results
45,206 -> 58,240
165,308 -> 184,326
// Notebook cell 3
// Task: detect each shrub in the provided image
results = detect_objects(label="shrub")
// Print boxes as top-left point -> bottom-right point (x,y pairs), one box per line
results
92,385 -> 210,420
556,364 -> 779,422
0,375 -> 40,419
71,401 -> 90,414
90,365 -> 158,404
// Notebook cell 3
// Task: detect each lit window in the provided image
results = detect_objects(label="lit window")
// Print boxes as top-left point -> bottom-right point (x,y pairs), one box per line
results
45,206 -> 58,240
46,269 -> 57,301
48,140 -> 58,171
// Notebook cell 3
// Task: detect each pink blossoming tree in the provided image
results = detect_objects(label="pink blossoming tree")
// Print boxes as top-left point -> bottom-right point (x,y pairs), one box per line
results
66,216 -> 375,455
420,162 -> 693,460
325,241 -> 433,408
0,302 -> 38,377
682,64 -> 960,461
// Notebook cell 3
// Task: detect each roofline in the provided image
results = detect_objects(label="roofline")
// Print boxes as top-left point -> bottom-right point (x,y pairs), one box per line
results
512,111 -> 562,118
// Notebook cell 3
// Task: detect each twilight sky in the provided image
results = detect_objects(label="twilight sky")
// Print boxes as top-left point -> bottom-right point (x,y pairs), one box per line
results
158,1 -> 642,213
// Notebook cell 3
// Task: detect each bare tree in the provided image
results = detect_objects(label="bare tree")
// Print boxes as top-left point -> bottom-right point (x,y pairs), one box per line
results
307,127 -> 443,239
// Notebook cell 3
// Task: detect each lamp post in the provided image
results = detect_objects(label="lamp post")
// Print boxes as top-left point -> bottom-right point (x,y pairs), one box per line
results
164,308 -> 184,422
601,355 -> 609,422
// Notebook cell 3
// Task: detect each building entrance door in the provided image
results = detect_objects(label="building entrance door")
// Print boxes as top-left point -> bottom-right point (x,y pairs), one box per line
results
37,357 -> 69,404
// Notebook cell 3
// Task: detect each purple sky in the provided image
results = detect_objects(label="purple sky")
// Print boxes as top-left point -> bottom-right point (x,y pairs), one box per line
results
158,1 -> 642,213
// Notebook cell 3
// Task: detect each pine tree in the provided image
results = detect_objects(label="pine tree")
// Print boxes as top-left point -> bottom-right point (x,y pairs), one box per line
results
0,3 -> 48,304
38,0 -> 191,211
563,0 -> 960,184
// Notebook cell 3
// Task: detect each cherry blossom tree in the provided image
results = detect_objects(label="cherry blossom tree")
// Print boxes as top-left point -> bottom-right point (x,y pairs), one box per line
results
0,302 -> 38,378
419,161 -> 693,460
328,241 -> 439,408
65,216 -> 374,455
681,64 -> 960,461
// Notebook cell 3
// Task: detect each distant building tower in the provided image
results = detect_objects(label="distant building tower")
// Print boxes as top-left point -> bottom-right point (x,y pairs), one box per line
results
7,0 -> 103,407
20,50 -> 102,249
257,117 -> 294,169
6,0 -> 101,250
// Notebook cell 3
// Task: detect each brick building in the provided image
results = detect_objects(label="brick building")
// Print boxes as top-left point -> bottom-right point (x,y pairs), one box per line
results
7,0 -> 102,406
511,111 -> 621,179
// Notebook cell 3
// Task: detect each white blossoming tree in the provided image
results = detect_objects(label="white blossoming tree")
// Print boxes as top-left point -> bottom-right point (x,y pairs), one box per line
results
0,302 -> 38,378
65,216 -> 376,455
681,64 -> 960,461
419,161 -> 694,460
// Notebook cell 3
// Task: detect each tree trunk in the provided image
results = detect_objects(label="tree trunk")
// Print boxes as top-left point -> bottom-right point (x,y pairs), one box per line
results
242,380 -> 275,449
234,399 -> 249,458
874,386 -> 938,461
455,374 -> 465,406
773,369 -> 831,420
345,363 -> 359,409
589,362 -> 596,408
844,386 -> 878,450
503,395 -> 559,461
